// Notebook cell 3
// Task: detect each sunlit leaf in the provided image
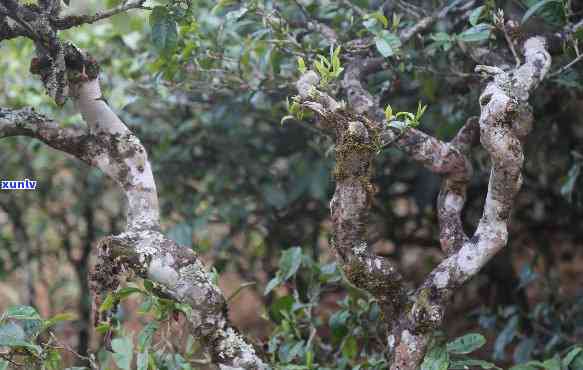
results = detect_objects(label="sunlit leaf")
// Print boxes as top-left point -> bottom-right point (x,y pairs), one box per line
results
150,6 -> 178,51
421,344 -> 449,370
112,336 -> 134,370
521,0 -> 562,24
446,333 -> 486,354
458,24 -> 492,42
279,247 -> 303,280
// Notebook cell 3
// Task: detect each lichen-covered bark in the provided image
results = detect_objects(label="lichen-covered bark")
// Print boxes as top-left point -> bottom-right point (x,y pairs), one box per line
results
297,72 -> 407,323
1,3 -> 266,366
297,35 -> 551,370
387,37 -> 551,370
0,55 -> 265,370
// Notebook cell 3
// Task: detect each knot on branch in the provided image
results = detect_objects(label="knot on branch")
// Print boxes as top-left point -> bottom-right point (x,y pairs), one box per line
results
409,287 -> 444,333
344,253 -> 405,319
295,71 -> 341,114
334,118 -> 376,181
29,42 -> 101,105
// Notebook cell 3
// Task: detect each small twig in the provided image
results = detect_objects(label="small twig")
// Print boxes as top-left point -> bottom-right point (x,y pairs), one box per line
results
1,0 -> 42,43
338,0 -> 366,17
292,0 -> 311,20
53,0 -> 148,30
503,28 -> 521,67
190,355 -> 212,365
494,10 -> 521,67
396,0 -> 427,19
48,332 -> 97,368
531,321 -> 581,345
226,282 -> 257,303
548,53 -> 583,77
0,354 -> 22,367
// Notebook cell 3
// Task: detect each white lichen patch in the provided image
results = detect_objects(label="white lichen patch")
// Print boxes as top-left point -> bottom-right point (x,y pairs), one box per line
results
353,241 -> 367,256
217,327 -> 257,362
388,335 -> 396,349
135,230 -> 163,257
401,330 -> 417,352
348,121 -> 367,139
433,268 -> 451,289
444,192 -> 463,212
180,260 -> 212,284
455,243 -> 483,276
148,253 -> 179,288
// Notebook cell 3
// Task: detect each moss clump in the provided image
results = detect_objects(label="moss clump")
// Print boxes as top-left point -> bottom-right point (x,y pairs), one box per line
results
343,256 -> 405,320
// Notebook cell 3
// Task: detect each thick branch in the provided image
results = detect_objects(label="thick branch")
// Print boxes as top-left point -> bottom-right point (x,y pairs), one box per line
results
436,118 -> 479,254
296,72 -> 407,324
387,36 -> 551,370
0,74 -> 266,370
0,15 -> 29,41
341,58 -> 476,183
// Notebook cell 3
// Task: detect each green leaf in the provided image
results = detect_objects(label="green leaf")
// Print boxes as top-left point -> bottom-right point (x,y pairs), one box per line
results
458,23 -> 492,42
95,322 -> 111,334
225,7 -> 248,22
518,264 -> 538,290
542,354 -> 561,370
278,340 -> 304,363
329,309 -> 350,342
21,318 -> 42,339
421,345 -> 450,370
0,322 -> 25,345
137,350 -> 149,370
384,104 -> 394,121
509,365 -> 541,370
264,185 -> 288,209
117,287 -> 144,300
297,57 -> 307,74
469,6 -> 485,26
211,0 -> 236,14
150,6 -> 178,51
0,360 -> 8,370
342,336 -> 358,360
112,336 -> 134,370
521,0 -> 562,24
269,295 -> 294,322
373,12 -> 389,28
4,305 -> 41,321
44,348 -> 62,370
446,333 -> 486,354
264,275 -> 282,295
375,31 -> 401,58
450,359 -> 501,369
99,293 -> 117,312
375,37 -> 394,57
0,322 -> 41,354
561,162 -> 581,203
364,11 -> 388,31
44,312 -> 76,329
494,315 -> 519,360
138,322 -> 159,351
279,247 -> 303,281
562,347 -> 583,367
571,348 -> 583,369
514,337 -> 536,364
